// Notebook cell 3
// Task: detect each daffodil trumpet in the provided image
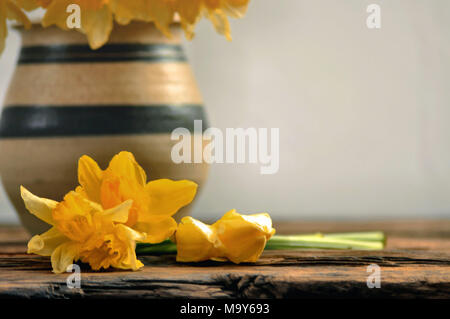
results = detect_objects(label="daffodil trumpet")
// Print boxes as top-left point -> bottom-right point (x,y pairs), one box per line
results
136,231 -> 386,256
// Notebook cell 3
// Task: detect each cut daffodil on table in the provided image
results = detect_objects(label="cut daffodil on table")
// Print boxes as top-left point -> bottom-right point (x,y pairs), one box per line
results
22,187 -> 145,273
0,0 -> 251,53
136,213 -> 386,262
76,151 -> 197,243
21,151 -> 197,273
176,210 -> 276,263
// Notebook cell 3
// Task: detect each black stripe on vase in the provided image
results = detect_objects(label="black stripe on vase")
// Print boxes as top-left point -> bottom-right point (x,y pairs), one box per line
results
18,43 -> 187,64
0,105 -> 208,138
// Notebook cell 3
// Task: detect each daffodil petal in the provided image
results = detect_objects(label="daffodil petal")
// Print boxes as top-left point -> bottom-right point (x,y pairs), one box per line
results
42,0 -> 113,50
1,0 -> 32,54
223,0 -> 249,18
81,2 -> 114,50
116,223 -> 147,242
78,155 -> 104,203
175,0 -> 202,24
20,186 -> 57,226
111,224 -> 145,270
147,0 -> 175,38
106,151 -> 147,187
110,0 -> 152,25
207,10 -> 232,41
176,216 -> 216,262
14,0 -> 42,11
51,242 -> 80,274
41,0 -> 72,30
27,226 -> 68,256
6,0 -> 31,29
0,1 -> 7,54
143,179 -> 198,219
52,191 -> 95,242
134,217 -> 177,243
100,199 -> 133,223
214,210 -> 275,263
220,210 -> 275,237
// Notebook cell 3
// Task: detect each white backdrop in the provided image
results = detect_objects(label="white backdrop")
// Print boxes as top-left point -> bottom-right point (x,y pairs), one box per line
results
1,0 -> 450,224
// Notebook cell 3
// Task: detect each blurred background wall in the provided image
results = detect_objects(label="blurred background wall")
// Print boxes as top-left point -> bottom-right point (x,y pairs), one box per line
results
1,0 -> 450,224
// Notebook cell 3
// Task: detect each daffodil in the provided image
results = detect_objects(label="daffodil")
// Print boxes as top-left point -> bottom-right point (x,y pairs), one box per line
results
41,0 -> 112,49
22,186 -> 146,273
175,0 -> 250,40
77,151 -> 198,243
34,0 -> 249,48
1,0 -> 251,54
0,0 -> 31,54
176,209 -> 275,263
109,0 -> 251,40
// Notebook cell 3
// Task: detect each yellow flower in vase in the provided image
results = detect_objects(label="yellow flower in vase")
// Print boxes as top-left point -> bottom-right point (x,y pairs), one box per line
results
175,0 -> 250,40
109,0 -> 251,40
0,0 -> 31,53
176,209 -> 275,263
22,187 -> 146,273
77,151 -> 198,243
42,0 -> 112,49
38,0 -> 250,49
109,0 -> 174,38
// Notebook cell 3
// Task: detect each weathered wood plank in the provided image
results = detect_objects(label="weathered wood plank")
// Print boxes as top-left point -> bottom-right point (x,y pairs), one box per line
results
0,221 -> 449,298
0,256 -> 448,298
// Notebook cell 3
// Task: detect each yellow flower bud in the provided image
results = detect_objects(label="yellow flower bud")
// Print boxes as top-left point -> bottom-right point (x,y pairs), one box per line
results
176,209 -> 275,264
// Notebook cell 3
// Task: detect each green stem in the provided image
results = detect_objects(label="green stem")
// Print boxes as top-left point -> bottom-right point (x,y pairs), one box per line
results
136,231 -> 385,255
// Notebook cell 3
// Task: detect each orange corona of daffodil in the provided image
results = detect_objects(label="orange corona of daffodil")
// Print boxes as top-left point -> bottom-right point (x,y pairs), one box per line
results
76,151 -> 198,244
176,209 -> 275,263
21,186 -> 146,273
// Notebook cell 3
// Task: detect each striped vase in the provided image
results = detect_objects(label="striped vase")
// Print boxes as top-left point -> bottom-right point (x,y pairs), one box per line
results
0,22 -> 209,235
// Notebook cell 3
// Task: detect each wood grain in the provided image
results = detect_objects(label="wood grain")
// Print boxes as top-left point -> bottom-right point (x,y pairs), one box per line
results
0,221 -> 449,299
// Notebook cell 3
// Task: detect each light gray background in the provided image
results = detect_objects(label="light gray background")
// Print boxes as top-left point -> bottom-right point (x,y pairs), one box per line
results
1,0 -> 450,224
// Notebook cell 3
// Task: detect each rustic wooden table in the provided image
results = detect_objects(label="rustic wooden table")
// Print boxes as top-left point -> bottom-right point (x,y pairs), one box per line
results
0,220 -> 449,298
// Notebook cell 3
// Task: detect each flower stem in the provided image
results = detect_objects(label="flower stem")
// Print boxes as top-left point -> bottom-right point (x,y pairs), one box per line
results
136,231 -> 385,255
265,232 -> 385,250
136,240 -> 177,255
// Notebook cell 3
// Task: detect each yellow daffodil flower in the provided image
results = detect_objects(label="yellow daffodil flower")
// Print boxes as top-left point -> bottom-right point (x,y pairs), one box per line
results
176,209 -> 275,263
175,0 -> 250,40
1,0 -> 251,53
77,151 -> 198,243
109,0 -> 250,40
13,0 -> 49,11
22,186 -> 146,273
108,0 -> 174,38
19,0 -> 248,50
42,0 -> 112,49
0,0 -> 31,54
